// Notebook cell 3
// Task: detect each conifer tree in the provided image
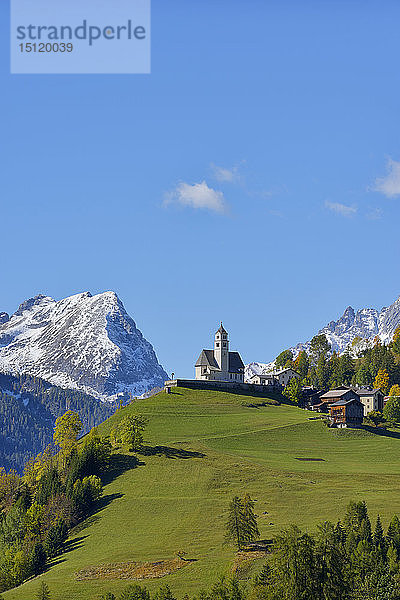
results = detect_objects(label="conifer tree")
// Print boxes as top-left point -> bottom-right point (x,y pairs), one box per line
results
242,494 -> 260,544
343,501 -> 368,537
387,516 -> 400,552
373,515 -> 385,552
226,495 -> 260,550
315,521 -> 349,600
387,544 -> 399,574
226,496 -> 246,550
254,563 -> 272,586
119,584 -> 150,600
230,577 -> 244,600
359,517 -> 372,544
154,585 -> 176,600
334,521 -> 346,545
36,581 -> 50,600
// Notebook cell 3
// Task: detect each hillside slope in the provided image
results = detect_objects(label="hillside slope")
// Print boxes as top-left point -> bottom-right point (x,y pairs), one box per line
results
5,388 -> 400,600
0,292 -> 168,399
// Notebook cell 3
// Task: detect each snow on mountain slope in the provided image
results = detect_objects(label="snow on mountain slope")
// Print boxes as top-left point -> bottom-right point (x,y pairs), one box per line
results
292,305 -> 381,356
246,295 -> 400,378
0,292 -> 168,399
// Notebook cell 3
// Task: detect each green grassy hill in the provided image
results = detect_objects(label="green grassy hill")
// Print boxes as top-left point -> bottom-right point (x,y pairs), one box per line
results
6,387 -> 400,600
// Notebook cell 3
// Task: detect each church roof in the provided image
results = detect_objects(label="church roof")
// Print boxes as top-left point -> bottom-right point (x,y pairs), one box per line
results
195,350 -> 219,369
229,352 -> 245,373
217,322 -> 228,335
195,349 -> 244,373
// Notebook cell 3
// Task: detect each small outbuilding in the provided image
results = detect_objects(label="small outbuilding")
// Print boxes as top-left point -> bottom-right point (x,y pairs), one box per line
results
329,398 -> 364,428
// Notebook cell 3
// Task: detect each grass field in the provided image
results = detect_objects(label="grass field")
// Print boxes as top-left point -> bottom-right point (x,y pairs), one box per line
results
5,387 -> 400,600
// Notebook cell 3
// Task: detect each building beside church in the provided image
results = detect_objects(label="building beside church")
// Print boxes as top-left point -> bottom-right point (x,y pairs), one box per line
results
195,323 -> 245,382
270,367 -> 300,387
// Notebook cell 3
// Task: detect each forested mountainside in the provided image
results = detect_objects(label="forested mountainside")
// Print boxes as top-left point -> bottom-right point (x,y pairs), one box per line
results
0,372 -> 116,472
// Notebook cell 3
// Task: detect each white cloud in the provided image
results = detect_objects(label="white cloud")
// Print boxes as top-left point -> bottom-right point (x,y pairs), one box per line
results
165,181 -> 227,214
374,158 -> 400,198
210,163 -> 239,183
325,200 -> 357,217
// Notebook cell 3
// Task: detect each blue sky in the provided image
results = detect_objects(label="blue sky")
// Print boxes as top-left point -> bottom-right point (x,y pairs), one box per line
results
1,0 -> 400,378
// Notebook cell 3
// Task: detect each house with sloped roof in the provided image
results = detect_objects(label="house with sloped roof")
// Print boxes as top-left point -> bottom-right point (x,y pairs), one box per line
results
320,386 -> 384,415
270,367 -> 300,387
319,388 -> 360,405
312,388 -> 360,413
329,398 -> 364,428
195,324 -> 245,383
248,373 -> 280,388
355,388 -> 384,414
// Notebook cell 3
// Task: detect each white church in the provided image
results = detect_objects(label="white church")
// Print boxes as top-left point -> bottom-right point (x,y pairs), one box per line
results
195,323 -> 245,382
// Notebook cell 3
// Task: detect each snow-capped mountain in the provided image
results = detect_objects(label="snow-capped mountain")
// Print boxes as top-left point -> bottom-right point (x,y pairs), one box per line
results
0,292 -> 168,399
246,295 -> 400,379
293,296 -> 400,356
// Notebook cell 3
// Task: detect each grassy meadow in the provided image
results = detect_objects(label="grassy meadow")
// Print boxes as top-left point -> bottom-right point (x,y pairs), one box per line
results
5,387 -> 400,600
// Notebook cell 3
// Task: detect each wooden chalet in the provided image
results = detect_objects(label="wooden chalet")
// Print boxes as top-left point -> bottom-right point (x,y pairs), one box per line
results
329,398 -> 364,428
312,388 -> 360,413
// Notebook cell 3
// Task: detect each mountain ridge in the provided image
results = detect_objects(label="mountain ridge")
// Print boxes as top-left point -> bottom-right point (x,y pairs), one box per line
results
246,293 -> 400,379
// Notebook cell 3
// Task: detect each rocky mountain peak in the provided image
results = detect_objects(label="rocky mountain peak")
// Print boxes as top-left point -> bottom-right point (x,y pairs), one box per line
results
0,291 -> 168,399
13,294 -> 52,317
0,313 -> 9,325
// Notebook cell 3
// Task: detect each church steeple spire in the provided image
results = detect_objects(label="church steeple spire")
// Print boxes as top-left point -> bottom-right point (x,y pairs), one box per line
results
214,323 -> 229,372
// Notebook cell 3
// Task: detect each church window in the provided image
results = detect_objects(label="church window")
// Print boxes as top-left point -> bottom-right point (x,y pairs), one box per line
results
223,343 -> 226,347
216,342 -> 220,347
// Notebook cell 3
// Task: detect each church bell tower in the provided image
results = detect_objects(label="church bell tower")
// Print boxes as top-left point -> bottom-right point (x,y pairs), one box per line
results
214,323 -> 229,373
